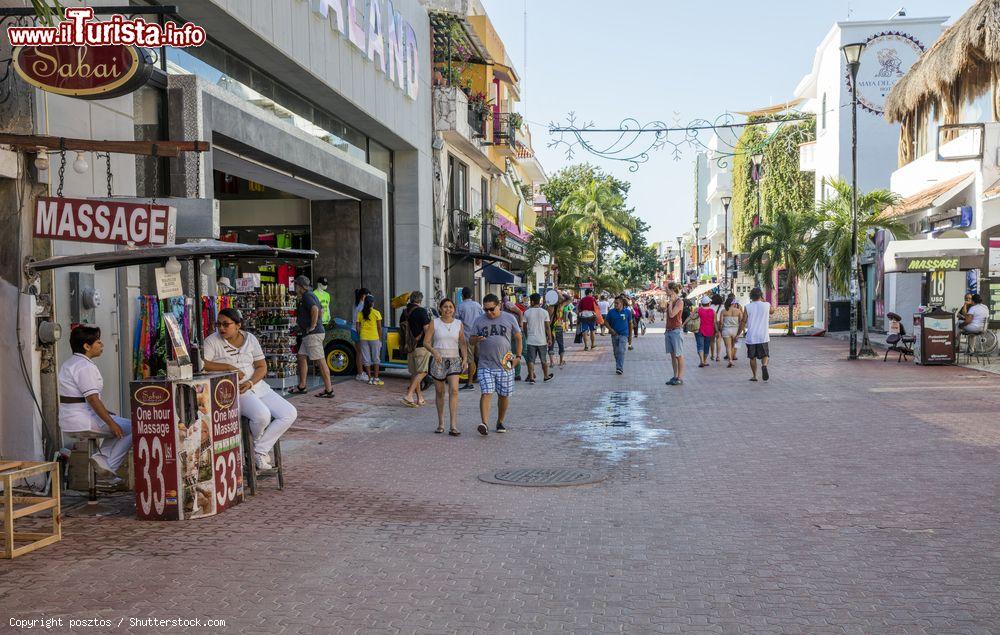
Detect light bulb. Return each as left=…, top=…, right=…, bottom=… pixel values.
left=34, top=152, right=49, bottom=171
left=72, top=151, right=89, bottom=174
left=164, top=256, right=182, bottom=274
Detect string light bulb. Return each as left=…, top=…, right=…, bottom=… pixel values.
left=72, top=151, right=89, bottom=174
left=164, top=256, right=182, bottom=274
left=34, top=150, right=49, bottom=171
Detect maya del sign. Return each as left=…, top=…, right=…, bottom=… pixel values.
left=849, top=31, right=925, bottom=116
left=35, top=196, right=176, bottom=246
left=301, top=0, right=420, bottom=100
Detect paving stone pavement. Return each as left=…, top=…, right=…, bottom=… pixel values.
left=4, top=326, right=1000, bottom=634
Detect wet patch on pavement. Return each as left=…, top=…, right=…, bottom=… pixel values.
left=564, top=391, right=671, bottom=463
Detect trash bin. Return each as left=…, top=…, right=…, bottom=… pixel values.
left=912, top=308, right=956, bottom=365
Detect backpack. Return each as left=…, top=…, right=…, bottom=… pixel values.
left=399, top=306, right=419, bottom=354
left=681, top=300, right=692, bottom=324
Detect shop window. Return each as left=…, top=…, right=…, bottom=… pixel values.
left=165, top=41, right=368, bottom=161
left=777, top=269, right=795, bottom=306
left=448, top=156, right=468, bottom=213
left=368, top=140, right=393, bottom=185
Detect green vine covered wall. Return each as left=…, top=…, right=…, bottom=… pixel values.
left=731, top=117, right=816, bottom=251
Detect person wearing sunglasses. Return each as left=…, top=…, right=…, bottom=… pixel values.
left=469, top=293, right=522, bottom=435
left=202, top=308, right=297, bottom=470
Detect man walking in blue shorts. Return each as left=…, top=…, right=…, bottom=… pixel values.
left=470, top=294, right=522, bottom=435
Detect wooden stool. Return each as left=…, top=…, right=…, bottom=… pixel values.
left=1, top=461, right=61, bottom=558
left=241, top=418, right=285, bottom=497
left=64, top=430, right=116, bottom=516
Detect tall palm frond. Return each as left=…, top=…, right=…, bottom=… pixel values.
left=557, top=180, right=632, bottom=274
left=745, top=208, right=816, bottom=335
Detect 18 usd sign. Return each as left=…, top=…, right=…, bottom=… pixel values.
left=35, top=196, right=176, bottom=246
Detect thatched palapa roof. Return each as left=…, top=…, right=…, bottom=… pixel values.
left=884, top=0, right=1000, bottom=122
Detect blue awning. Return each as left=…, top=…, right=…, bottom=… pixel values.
left=481, top=263, right=519, bottom=285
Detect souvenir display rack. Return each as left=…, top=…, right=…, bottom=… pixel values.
left=231, top=283, right=300, bottom=392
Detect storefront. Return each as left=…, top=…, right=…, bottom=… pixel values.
left=883, top=238, right=984, bottom=319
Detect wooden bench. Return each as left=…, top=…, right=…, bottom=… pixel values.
left=0, top=461, right=61, bottom=559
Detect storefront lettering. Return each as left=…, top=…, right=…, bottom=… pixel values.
left=905, top=258, right=959, bottom=272
left=34, top=196, right=176, bottom=246
left=305, top=0, right=419, bottom=100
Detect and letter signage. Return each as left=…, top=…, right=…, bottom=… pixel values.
left=34, top=196, right=176, bottom=246
left=12, top=44, right=153, bottom=100
left=905, top=258, right=959, bottom=272
left=849, top=32, right=925, bottom=116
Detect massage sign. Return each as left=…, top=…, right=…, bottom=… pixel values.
left=34, top=196, right=176, bottom=246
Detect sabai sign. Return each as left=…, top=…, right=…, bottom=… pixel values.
left=302, top=0, right=420, bottom=100
left=35, top=196, right=176, bottom=246
left=12, top=45, right=153, bottom=99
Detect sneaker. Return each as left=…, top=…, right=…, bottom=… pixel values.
left=254, top=453, right=273, bottom=470
left=674, top=378, right=684, bottom=385
left=665, top=377, right=678, bottom=385
left=526, top=378, right=536, bottom=384
left=477, top=423, right=489, bottom=436
left=495, top=422, right=507, bottom=433
left=356, top=373, right=369, bottom=382
left=460, top=383, right=476, bottom=391
left=373, top=378, right=385, bottom=386
left=89, top=454, right=115, bottom=477
left=762, top=366, right=769, bottom=382
left=616, top=369, right=623, bottom=375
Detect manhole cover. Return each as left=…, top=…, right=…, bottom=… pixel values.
left=478, top=467, right=607, bottom=487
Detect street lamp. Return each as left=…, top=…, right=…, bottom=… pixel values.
left=676, top=235, right=684, bottom=284
left=750, top=153, right=764, bottom=287
left=693, top=220, right=702, bottom=281
left=842, top=41, right=869, bottom=359
left=721, top=195, right=732, bottom=290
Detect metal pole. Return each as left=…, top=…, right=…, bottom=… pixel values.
left=723, top=202, right=729, bottom=291
left=192, top=257, right=204, bottom=373
left=849, top=67, right=859, bottom=360
left=755, top=185, right=762, bottom=288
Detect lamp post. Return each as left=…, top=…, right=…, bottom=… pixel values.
left=750, top=153, right=764, bottom=288
left=721, top=195, right=732, bottom=291
left=693, top=220, right=701, bottom=282
left=676, top=235, right=684, bottom=285
left=842, top=41, right=866, bottom=360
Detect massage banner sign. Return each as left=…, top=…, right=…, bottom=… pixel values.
left=34, top=196, right=176, bottom=246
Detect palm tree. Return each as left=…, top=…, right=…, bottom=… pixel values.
left=31, top=1, right=63, bottom=25
left=524, top=219, right=592, bottom=286
left=806, top=178, right=907, bottom=352
left=557, top=180, right=633, bottom=274
left=745, top=208, right=816, bottom=336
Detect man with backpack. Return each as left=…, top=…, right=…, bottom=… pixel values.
left=401, top=291, right=432, bottom=407
left=664, top=282, right=686, bottom=386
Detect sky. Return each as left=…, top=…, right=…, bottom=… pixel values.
left=480, top=0, right=974, bottom=247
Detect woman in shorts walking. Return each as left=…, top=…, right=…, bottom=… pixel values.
left=356, top=294, right=384, bottom=385
left=423, top=298, right=468, bottom=436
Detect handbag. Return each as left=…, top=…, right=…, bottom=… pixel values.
left=683, top=311, right=701, bottom=334
left=574, top=329, right=584, bottom=344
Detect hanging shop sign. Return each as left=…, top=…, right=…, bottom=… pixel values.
left=34, top=196, right=176, bottom=246
left=848, top=31, right=926, bottom=116
left=12, top=44, right=155, bottom=99
left=905, top=258, right=959, bottom=272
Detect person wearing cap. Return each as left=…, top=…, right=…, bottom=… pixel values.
left=314, top=276, right=332, bottom=326
left=292, top=275, right=334, bottom=397
left=695, top=295, right=717, bottom=368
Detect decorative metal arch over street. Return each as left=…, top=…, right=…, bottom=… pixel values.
left=547, top=110, right=814, bottom=171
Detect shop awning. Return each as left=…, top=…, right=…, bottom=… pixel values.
left=481, top=263, right=520, bottom=285
left=686, top=282, right=719, bottom=299
left=883, top=237, right=984, bottom=273
left=883, top=173, right=974, bottom=218
left=27, top=239, right=317, bottom=273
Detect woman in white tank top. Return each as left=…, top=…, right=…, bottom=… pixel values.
left=422, top=298, right=469, bottom=436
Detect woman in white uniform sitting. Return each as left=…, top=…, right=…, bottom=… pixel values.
left=58, top=326, right=133, bottom=478
left=202, top=308, right=297, bottom=470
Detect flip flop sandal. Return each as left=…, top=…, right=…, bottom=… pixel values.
left=289, top=385, right=308, bottom=394
left=401, top=398, right=419, bottom=408
left=316, top=390, right=335, bottom=398
left=435, top=427, right=444, bottom=434
left=448, top=430, right=461, bottom=436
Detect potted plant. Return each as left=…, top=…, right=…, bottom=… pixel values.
left=468, top=92, right=492, bottom=120
left=467, top=214, right=481, bottom=232
left=508, top=112, right=524, bottom=131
